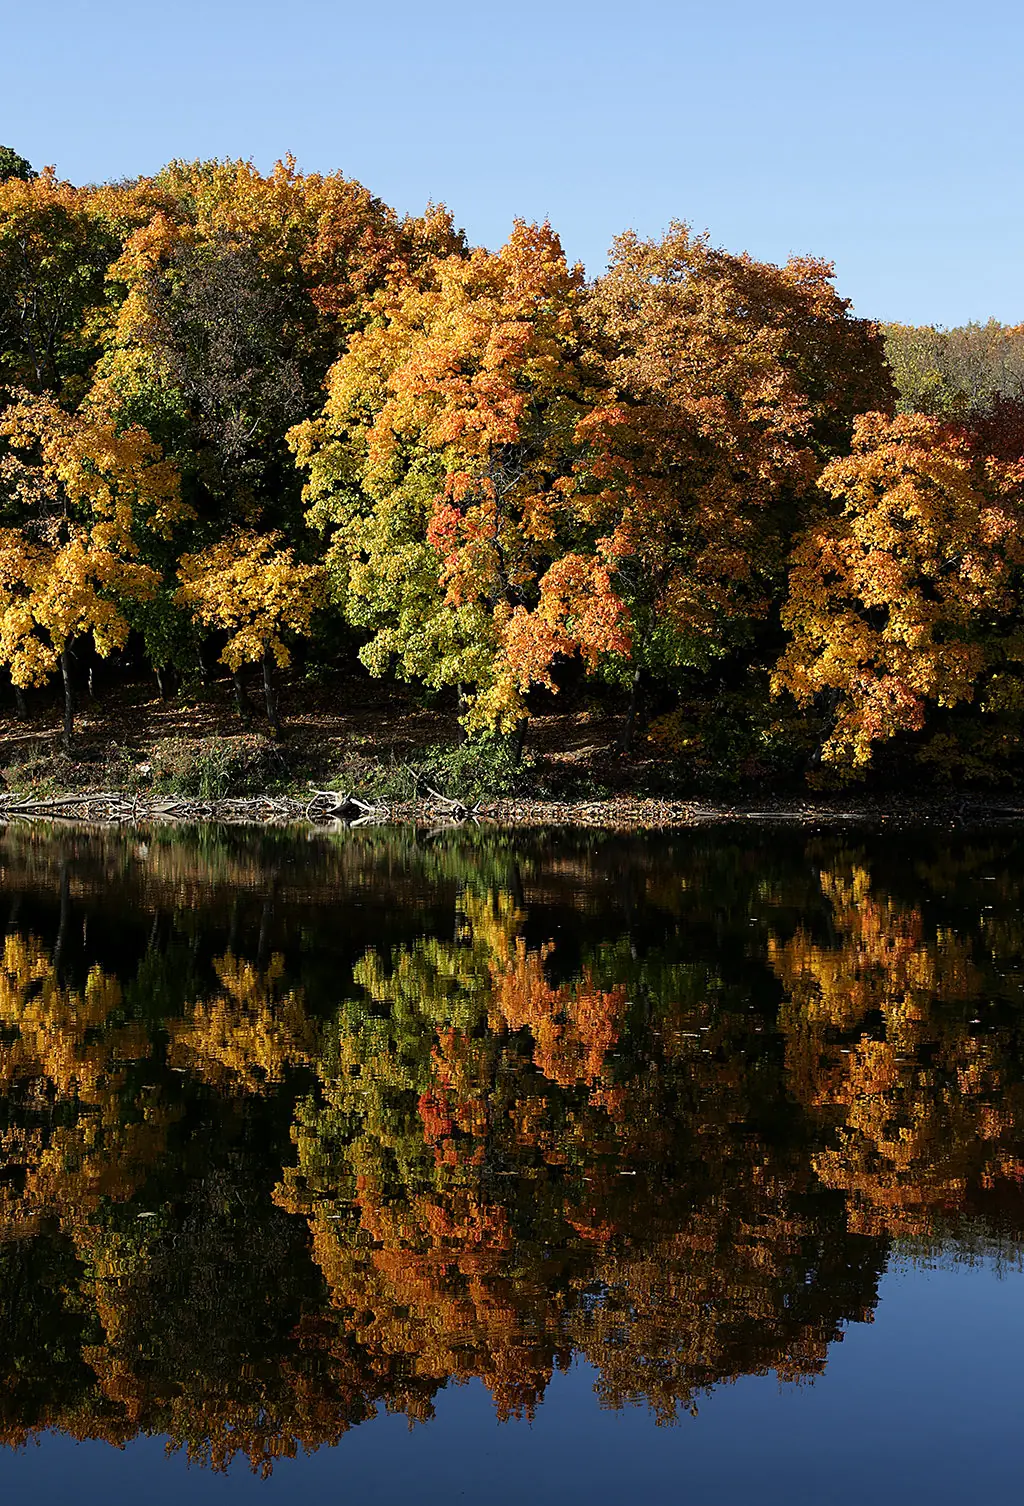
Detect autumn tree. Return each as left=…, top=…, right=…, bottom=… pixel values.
left=0, top=391, right=183, bottom=748
left=167, top=951, right=314, bottom=1094
left=773, top=412, right=1024, bottom=777
left=291, top=221, right=629, bottom=743
left=80, top=157, right=461, bottom=711
left=101, top=158, right=464, bottom=521
left=769, top=854, right=1024, bottom=1238
left=0, top=170, right=120, bottom=393
left=0, top=929, right=174, bottom=1244
left=884, top=320, right=1024, bottom=420
left=580, top=224, right=893, bottom=747
left=176, top=529, right=325, bottom=731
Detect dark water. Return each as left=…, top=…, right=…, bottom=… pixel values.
left=0, top=822, right=1022, bottom=1504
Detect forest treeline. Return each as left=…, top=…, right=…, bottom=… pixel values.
left=3, top=144, right=1024, bottom=784
left=1, top=825, right=1022, bottom=1466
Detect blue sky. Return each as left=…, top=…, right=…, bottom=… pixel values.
left=3, top=0, right=1021, bottom=325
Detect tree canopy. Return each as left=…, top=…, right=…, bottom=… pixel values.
left=1, top=152, right=1022, bottom=783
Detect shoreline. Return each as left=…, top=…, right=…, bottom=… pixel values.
left=2, top=790, right=1024, bottom=830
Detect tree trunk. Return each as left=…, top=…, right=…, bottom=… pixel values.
left=59, top=649, right=75, bottom=754
left=232, top=668, right=251, bottom=723
left=262, top=649, right=280, bottom=737
left=510, top=716, right=529, bottom=767
left=456, top=684, right=470, bottom=744
left=155, top=664, right=168, bottom=701
left=620, top=667, right=643, bottom=753
left=12, top=682, right=26, bottom=720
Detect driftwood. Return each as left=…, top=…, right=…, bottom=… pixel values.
left=0, top=785, right=472, bottom=827
left=398, top=764, right=482, bottom=824
left=2, top=787, right=1024, bottom=831
left=421, top=784, right=482, bottom=823
left=0, top=790, right=311, bottom=825
left=305, top=789, right=391, bottom=824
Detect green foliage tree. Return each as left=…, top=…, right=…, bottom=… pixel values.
left=0, top=147, right=36, bottom=183
left=0, top=170, right=119, bottom=392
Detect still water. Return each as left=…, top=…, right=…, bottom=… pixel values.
left=0, top=822, right=1022, bottom=1504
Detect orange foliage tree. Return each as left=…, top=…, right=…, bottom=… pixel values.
left=580, top=224, right=893, bottom=746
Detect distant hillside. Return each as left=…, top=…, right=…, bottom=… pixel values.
left=884, top=319, right=1024, bottom=417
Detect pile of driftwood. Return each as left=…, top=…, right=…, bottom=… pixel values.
left=0, top=790, right=311, bottom=825
left=305, top=790, right=387, bottom=825
left=307, top=785, right=482, bottom=824
left=0, top=786, right=483, bottom=827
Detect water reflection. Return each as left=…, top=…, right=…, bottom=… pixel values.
left=0, top=823, right=1022, bottom=1472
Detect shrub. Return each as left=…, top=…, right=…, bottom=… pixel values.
left=339, top=736, right=532, bottom=805
left=150, top=735, right=286, bottom=798
left=648, top=690, right=813, bottom=791
left=413, top=738, right=532, bottom=802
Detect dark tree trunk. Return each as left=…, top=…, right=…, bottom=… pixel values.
left=232, top=668, right=251, bottom=723
left=262, top=649, right=280, bottom=737
left=155, top=664, right=176, bottom=701
left=59, top=648, right=75, bottom=754
left=256, top=876, right=278, bottom=965
left=510, top=716, right=529, bottom=767
left=12, top=682, right=26, bottom=720
left=620, top=667, right=643, bottom=753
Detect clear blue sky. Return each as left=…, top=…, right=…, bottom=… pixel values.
left=3, top=0, right=1021, bottom=326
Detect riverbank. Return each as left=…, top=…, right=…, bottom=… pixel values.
left=0, top=667, right=657, bottom=805
left=2, top=789, right=1022, bottom=829
left=4, top=671, right=1023, bottom=826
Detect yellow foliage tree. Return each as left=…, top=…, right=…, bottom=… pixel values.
left=176, top=529, right=325, bottom=731
left=0, top=390, right=184, bottom=748
left=773, top=412, right=1024, bottom=777
left=0, top=932, right=173, bottom=1242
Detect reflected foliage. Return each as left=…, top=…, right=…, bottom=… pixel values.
left=0, top=824, right=1022, bottom=1469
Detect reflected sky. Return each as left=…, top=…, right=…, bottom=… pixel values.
left=3, top=1262, right=1022, bottom=1506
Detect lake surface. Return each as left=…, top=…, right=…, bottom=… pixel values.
left=0, top=821, right=1022, bottom=1504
